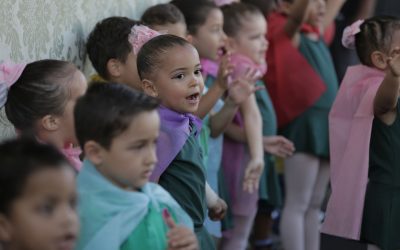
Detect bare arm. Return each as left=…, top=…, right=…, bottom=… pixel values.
left=195, top=54, right=233, bottom=119
left=209, top=98, right=238, bottom=138
left=241, top=94, right=264, bottom=193
left=224, top=123, right=246, bottom=142
left=354, top=0, right=376, bottom=21
left=195, top=84, right=226, bottom=119
left=323, top=0, right=347, bottom=32
left=284, top=0, right=312, bottom=41
left=241, top=94, right=264, bottom=160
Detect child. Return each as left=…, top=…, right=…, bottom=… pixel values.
left=173, top=0, right=265, bottom=229
left=86, top=15, right=232, bottom=234
left=141, top=3, right=187, bottom=38
left=323, top=16, right=400, bottom=250
left=265, top=0, right=342, bottom=250
left=86, top=17, right=144, bottom=88
left=0, top=138, right=79, bottom=250
left=0, top=59, right=87, bottom=171
left=220, top=3, right=295, bottom=250
left=74, top=82, right=197, bottom=250
left=138, top=34, right=224, bottom=250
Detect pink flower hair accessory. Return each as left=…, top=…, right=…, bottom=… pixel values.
left=128, top=25, right=161, bottom=55
left=342, top=19, right=364, bottom=49
left=0, top=60, right=26, bottom=108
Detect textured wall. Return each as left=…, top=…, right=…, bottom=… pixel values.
left=0, top=0, right=168, bottom=139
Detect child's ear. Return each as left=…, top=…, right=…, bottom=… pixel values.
left=142, top=79, right=158, bottom=98
left=371, top=51, right=388, bottom=70
left=84, top=141, right=105, bottom=165
left=186, top=34, right=194, bottom=43
left=41, top=115, right=60, bottom=132
left=106, top=59, right=123, bottom=78
left=0, top=214, right=12, bottom=242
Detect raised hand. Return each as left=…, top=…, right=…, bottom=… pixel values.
left=227, top=67, right=265, bottom=105
left=216, top=51, right=234, bottom=90
left=263, top=136, right=295, bottom=158
left=388, top=47, right=400, bottom=77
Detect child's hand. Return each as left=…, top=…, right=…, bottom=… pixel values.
left=208, top=198, right=227, bottom=221
left=216, top=52, right=234, bottom=90
left=243, top=158, right=264, bottom=193
left=167, top=226, right=198, bottom=250
left=263, top=136, right=295, bottom=158
left=163, top=209, right=199, bottom=250
left=388, top=47, right=400, bottom=77
left=227, top=68, right=264, bottom=105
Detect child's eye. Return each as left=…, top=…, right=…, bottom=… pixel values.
left=130, top=144, right=145, bottom=150
left=37, top=202, right=55, bottom=216
left=194, top=69, right=202, bottom=75
left=173, top=74, right=185, bottom=80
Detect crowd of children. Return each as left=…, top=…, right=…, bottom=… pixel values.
left=1, top=0, right=400, bottom=250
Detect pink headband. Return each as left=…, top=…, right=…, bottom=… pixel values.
left=342, top=19, right=364, bottom=49
left=0, top=60, right=26, bottom=108
left=128, top=25, right=161, bottom=55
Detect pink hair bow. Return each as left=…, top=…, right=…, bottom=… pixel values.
left=0, top=60, right=26, bottom=108
left=342, top=19, right=364, bottom=49
left=128, top=25, right=161, bottom=55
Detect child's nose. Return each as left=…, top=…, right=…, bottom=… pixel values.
left=60, top=206, right=79, bottom=228
left=147, top=147, right=157, bottom=165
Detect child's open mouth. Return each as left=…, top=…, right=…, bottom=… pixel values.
left=186, top=93, right=200, bottom=104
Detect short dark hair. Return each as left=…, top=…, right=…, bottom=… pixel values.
left=74, top=82, right=159, bottom=149
left=136, top=34, right=192, bottom=80
left=222, top=2, right=264, bottom=37
left=5, top=59, right=77, bottom=134
left=355, top=16, right=400, bottom=66
left=86, top=17, right=140, bottom=80
left=171, top=0, right=218, bottom=35
left=0, top=138, right=71, bottom=215
left=141, top=3, right=185, bottom=27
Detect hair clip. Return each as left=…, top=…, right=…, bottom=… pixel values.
left=0, top=60, right=26, bottom=107
left=342, top=19, right=364, bottom=49
left=128, top=25, right=161, bottom=55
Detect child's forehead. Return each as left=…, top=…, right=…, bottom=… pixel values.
left=18, top=167, right=76, bottom=200
left=158, top=45, right=199, bottom=67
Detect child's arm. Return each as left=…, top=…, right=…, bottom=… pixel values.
left=284, top=0, right=312, bottom=43
left=374, top=49, right=400, bottom=123
left=209, top=70, right=261, bottom=137
left=241, top=95, right=264, bottom=193
left=209, top=98, right=238, bottom=137
left=206, top=182, right=227, bottom=221
left=195, top=55, right=233, bottom=119
left=323, top=0, right=347, bottom=32
left=225, top=123, right=247, bottom=142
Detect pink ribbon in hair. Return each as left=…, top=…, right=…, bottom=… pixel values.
left=342, top=19, right=364, bottom=49
left=0, top=60, right=26, bottom=107
left=128, top=25, right=161, bottom=55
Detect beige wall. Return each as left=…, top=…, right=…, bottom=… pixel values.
left=0, top=0, right=168, bottom=139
